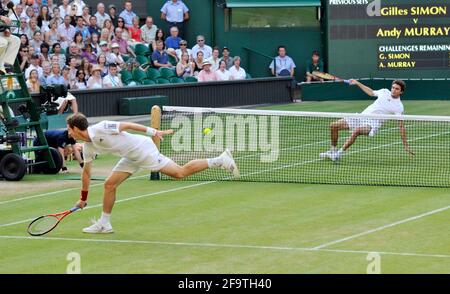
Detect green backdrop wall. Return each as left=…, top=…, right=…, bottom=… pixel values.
left=144, top=0, right=323, bottom=80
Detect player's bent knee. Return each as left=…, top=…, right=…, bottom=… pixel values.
left=104, top=180, right=118, bottom=191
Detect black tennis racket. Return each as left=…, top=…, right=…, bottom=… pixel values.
left=27, top=206, right=83, bottom=236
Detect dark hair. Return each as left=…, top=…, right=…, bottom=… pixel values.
left=278, top=45, right=286, bottom=51
left=40, top=42, right=50, bottom=51
left=212, top=47, right=220, bottom=52
left=155, top=28, right=165, bottom=41
left=117, top=17, right=125, bottom=27
left=20, top=34, right=29, bottom=46
left=109, top=63, right=117, bottom=68
left=20, top=44, right=28, bottom=51
left=67, top=113, right=89, bottom=130
left=312, top=50, right=320, bottom=57
left=76, top=69, right=87, bottom=83
left=392, top=80, right=406, bottom=92
left=69, top=56, right=78, bottom=63
left=52, top=42, right=61, bottom=51
left=74, top=31, right=83, bottom=42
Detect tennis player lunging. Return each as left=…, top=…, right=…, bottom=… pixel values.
left=67, top=113, right=239, bottom=233
left=320, top=79, right=414, bottom=161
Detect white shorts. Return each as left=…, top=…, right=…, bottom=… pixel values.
left=345, top=117, right=382, bottom=135
left=112, top=152, right=172, bottom=174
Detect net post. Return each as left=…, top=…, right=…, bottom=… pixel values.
left=150, top=105, right=161, bottom=181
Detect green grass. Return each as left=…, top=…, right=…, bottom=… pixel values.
left=0, top=101, right=449, bottom=273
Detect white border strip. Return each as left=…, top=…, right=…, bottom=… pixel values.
left=0, top=235, right=448, bottom=259
left=163, top=106, right=450, bottom=122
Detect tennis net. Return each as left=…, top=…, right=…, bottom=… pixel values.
left=159, top=106, right=450, bottom=187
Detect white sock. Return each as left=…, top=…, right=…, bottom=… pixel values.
left=100, top=212, right=110, bottom=225
left=338, top=149, right=345, bottom=155
left=207, top=156, right=223, bottom=168
left=331, top=146, right=338, bottom=152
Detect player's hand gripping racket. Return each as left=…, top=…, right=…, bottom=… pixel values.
left=27, top=205, right=84, bottom=236
left=312, top=71, right=350, bottom=84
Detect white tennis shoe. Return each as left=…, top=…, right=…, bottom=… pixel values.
left=320, top=150, right=334, bottom=159
left=220, top=149, right=240, bottom=178
left=329, top=151, right=340, bottom=162
left=320, top=149, right=341, bottom=162
left=83, top=219, right=114, bottom=234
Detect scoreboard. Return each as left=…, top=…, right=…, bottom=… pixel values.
left=326, top=0, right=450, bottom=79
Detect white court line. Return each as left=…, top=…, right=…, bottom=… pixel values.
left=0, top=181, right=216, bottom=228
left=0, top=127, right=445, bottom=229
left=0, top=123, right=407, bottom=207
left=0, top=235, right=449, bottom=259
left=0, top=174, right=147, bottom=206
left=313, top=205, right=450, bottom=250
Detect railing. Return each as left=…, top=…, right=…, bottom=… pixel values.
left=19, top=77, right=294, bottom=117
left=242, top=46, right=275, bottom=77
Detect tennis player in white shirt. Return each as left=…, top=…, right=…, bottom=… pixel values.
left=67, top=113, right=239, bottom=233
left=321, top=79, right=414, bottom=161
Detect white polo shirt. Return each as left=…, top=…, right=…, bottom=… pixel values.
left=83, top=121, right=158, bottom=163
left=362, top=89, right=404, bottom=115
left=229, top=66, right=246, bottom=80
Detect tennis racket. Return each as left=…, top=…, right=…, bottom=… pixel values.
left=312, top=71, right=350, bottom=84
left=27, top=206, right=83, bottom=236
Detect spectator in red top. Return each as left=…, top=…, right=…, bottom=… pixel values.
left=128, top=16, right=143, bottom=43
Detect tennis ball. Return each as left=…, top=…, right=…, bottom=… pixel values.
left=203, top=128, right=212, bottom=135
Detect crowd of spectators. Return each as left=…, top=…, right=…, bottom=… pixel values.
left=9, top=0, right=251, bottom=95
left=8, top=0, right=325, bottom=91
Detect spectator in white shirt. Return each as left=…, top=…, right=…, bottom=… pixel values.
left=94, top=3, right=111, bottom=28
left=269, top=45, right=296, bottom=77
left=58, top=15, right=76, bottom=50
left=87, top=65, right=103, bottom=89
left=108, top=43, right=125, bottom=71
left=175, top=39, right=191, bottom=61
left=215, top=60, right=231, bottom=81
left=59, top=0, right=71, bottom=19
left=72, top=68, right=88, bottom=89
left=206, top=47, right=220, bottom=71
left=9, top=4, right=24, bottom=34
left=103, top=63, right=123, bottom=88
left=25, top=54, right=43, bottom=79
left=140, top=16, right=157, bottom=47
left=191, top=35, right=212, bottom=59
left=229, top=56, right=246, bottom=80
left=71, top=0, right=86, bottom=17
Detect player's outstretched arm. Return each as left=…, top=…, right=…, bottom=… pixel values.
left=399, top=121, right=415, bottom=156
left=76, top=161, right=92, bottom=209
left=349, top=79, right=376, bottom=97
left=119, top=122, right=174, bottom=140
